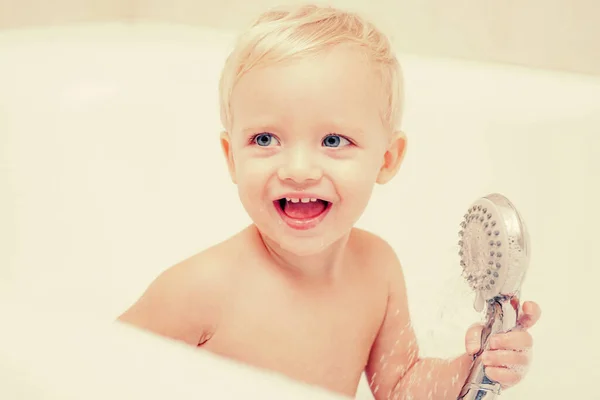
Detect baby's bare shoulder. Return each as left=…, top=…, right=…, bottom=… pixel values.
left=117, top=237, right=236, bottom=345
left=350, top=228, right=399, bottom=264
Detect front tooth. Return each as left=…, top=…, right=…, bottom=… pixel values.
left=301, top=198, right=310, bottom=203
left=286, top=197, right=291, bottom=201
left=290, top=198, right=300, bottom=203
left=310, top=198, right=317, bottom=202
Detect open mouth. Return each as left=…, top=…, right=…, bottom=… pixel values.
left=273, top=197, right=332, bottom=230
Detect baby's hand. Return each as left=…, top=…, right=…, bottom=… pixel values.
left=464, top=301, right=541, bottom=389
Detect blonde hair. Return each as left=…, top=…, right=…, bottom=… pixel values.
left=218, top=4, right=404, bottom=134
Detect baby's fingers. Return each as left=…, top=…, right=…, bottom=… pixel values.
left=465, top=323, right=484, bottom=355
left=481, top=349, right=531, bottom=369
left=517, top=301, right=542, bottom=330
left=489, top=331, right=532, bottom=351
left=484, top=367, right=524, bottom=388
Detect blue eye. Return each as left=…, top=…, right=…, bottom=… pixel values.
left=323, top=134, right=350, bottom=148
left=253, top=133, right=279, bottom=147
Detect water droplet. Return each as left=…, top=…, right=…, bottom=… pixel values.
left=369, top=373, right=377, bottom=386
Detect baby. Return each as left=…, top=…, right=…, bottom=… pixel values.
left=118, top=4, right=541, bottom=399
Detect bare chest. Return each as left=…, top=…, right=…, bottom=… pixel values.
left=202, top=276, right=386, bottom=395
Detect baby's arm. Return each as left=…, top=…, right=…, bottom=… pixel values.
left=365, top=240, right=473, bottom=400
left=117, top=255, right=220, bottom=346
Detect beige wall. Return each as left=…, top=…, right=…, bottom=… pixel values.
left=132, top=0, right=600, bottom=76
left=0, top=0, right=131, bottom=29
left=1, top=0, right=599, bottom=76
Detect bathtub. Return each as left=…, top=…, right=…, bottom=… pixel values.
left=0, top=22, right=599, bottom=399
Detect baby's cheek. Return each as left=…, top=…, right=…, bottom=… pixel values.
left=238, top=164, right=274, bottom=190
left=334, top=172, right=378, bottom=218
left=336, top=156, right=379, bottom=181
left=236, top=158, right=271, bottom=179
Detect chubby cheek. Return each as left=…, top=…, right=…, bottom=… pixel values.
left=234, top=158, right=274, bottom=210
left=330, top=158, right=379, bottom=214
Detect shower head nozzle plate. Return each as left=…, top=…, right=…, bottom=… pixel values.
left=458, top=193, right=530, bottom=311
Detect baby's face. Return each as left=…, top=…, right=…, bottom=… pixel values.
left=222, top=46, right=402, bottom=256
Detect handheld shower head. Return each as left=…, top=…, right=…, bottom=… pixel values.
left=457, top=193, right=531, bottom=400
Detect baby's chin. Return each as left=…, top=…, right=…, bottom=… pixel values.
left=259, top=226, right=349, bottom=258
left=276, top=237, right=332, bottom=257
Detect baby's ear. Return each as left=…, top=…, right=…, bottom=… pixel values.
left=376, top=130, right=407, bottom=184
left=220, top=131, right=237, bottom=184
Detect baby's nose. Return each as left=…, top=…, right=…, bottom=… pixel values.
left=277, top=148, right=322, bottom=184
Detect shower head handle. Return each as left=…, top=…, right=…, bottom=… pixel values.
left=457, top=296, right=521, bottom=399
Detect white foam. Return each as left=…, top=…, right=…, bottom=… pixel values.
left=0, top=300, right=348, bottom=400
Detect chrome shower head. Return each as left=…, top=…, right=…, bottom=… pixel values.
left=457, top=193, right=531, bottom=400
left=458, top=193, right=531, bottom=312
